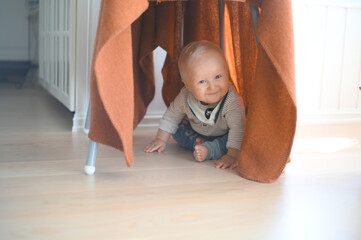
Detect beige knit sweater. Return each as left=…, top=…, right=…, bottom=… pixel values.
left=159, top=85, right=246, bottom=150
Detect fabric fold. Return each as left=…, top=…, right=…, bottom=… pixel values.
left=238, top=0, right=297, bottom=182
left=89, top=0, right=297, bottom=183
left=88, top=0, right=149, bottom=167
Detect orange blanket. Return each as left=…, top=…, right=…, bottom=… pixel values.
left=88, top=0, right=297, bottom=183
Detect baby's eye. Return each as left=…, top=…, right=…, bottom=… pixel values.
left=215, top=74, right=222, bottom=79
left=199, top=80, right=205, bottom=84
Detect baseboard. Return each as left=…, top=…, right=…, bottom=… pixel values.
left=297, top=112, right=361, bottom=125
left=72, top=113, right=161, bottom=132
left=138, top=114, right=162, bottom=128
left=138, top=112, right=361, bottom=127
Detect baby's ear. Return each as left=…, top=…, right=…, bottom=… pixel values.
left=182, top=80, right=188, bottom=88
left=179, top=74, right=187, bottom=87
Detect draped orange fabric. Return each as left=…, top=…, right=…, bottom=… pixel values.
left=88, top=0, right=297, bottom=183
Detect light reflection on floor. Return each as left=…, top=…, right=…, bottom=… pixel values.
left=287, top=136, right=361, bottom=176
left=292, top=137, right=359, bottom=153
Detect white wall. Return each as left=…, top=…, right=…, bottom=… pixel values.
left=38, top=0, right=76, bottom=112
left=28, top=2, right=39, bottom=65
left=0, top=0, right=29, bottom=61
left=293, top=0, right=361, bottom=124
left=138, top=47, right=168, bottom=127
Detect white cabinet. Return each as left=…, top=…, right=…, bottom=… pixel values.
left=38, top=0, right=76, bottom=112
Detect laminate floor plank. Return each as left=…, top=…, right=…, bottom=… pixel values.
left=0, top=83, right=360, bottom=240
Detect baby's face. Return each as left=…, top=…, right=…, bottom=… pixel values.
left=181, top=50, right=229, bottom=104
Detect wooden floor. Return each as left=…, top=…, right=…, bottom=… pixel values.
left=0, top=82, right=361, bottom=240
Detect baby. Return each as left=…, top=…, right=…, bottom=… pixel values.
left=144, top=40, right=246, bottom=170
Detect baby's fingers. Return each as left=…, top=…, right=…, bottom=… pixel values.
left=220, top=162, right=231, bottom=169
left=144, top=143, right=158, bottom=153
left=157, top=144, right=166, bottom=152
left=214, top=159, right=226, bottom=169
left=145, top=141, right=166, bottom=153
left=214, top=158, right=237, bottom=169
left=229, top=161, right=238, bottom=170
left=222, top=160, right=237, bottom=169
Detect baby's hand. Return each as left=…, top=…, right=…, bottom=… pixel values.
left=144, top=138, right=167, bottom=153
left=214, top=154, right=238, bottom=170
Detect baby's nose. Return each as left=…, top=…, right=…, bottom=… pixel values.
left=208, top=82, right=216, bottom=89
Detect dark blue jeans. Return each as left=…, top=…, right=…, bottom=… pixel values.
left=172, top=118, right=228, bottom=160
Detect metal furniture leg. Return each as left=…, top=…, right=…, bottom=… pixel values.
left=218, top=0, right=225, bottom=50
left=250, top=4, right=259, bottom=45
left=84, top=140, right=98, bottom=175
left=84, top=101, right=98, bottom=175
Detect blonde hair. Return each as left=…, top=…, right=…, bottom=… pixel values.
left=178, top=40, right=228, bottom=79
